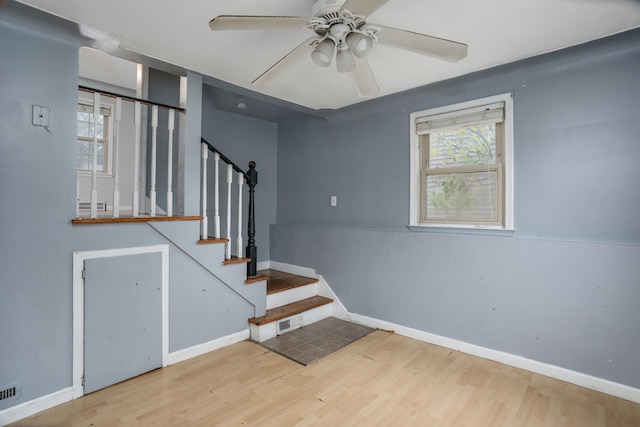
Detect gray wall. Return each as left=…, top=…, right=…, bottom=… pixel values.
left=272, top=29, right=640, bottom=388
left=201, top=85, right=278, bottom=262
left=0, top=2, right=254, bottom=412
left=0, top=3, right=80, bottom=410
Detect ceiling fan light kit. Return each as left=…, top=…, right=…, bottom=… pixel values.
left=209, top=0, right=468, bottom=98
left=346, top=31, right=373, bottom=58
left=308, top=19, right=377, bottom=72
left=311, top=38, right=336, bottom=67
left=336, top=47, right=356, bottom=72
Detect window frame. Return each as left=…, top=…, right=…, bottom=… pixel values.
left=76, top=93, right=114, bottom=176
left=409, top=93, right=514, bottom=232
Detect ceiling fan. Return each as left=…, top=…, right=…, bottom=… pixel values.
left=209, top=0, right=468, bottom=98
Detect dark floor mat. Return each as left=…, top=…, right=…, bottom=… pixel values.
left=259, top=317, right=375, bottom=365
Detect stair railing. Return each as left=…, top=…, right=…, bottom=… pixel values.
left=201, top=138, right=258, bottom=277
left=76, top=86, right=185, bottom=219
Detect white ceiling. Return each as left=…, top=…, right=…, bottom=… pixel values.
left=15, top=0, right=640, bottom=110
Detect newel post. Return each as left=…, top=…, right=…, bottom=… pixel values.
left=245, top=161, right=258, bottom=277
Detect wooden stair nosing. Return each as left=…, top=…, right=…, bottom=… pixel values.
left=223, top=256, right=250, bottom=265
left=248, top=295, right=333, bottom=326
left=197, top=237, right=229, bottom=245
left=72, top=215, right=203, bottom=225
left=245, top=274, right=269, bottom=285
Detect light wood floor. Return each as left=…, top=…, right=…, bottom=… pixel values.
left=11, top=331, right=640, bottom=426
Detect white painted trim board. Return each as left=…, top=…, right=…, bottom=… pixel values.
left=0, top=388, right=73, bottom=426
left=167, top=330, right=249, bottom=365
left=268, top=261, right=316, bottom=278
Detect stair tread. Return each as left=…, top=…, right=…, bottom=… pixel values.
left=259, top=269, right=319, bottom=295
left=248, top=295, right=333, bottom=326
left=245, top=274, right=269, bottom=285
left=197, top=237, right=229, bottom=244
left=223, top=256, right=250, bottom=265
left=72, top=215, right=202, bottom=225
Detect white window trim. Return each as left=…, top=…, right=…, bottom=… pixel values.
left=76, top=92, right=114, bottom=177
left=409, top=93, right=514, bottom=231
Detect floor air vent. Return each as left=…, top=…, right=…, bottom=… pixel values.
left=0, top=383, right=20, bottom=401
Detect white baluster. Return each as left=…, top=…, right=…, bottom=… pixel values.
left=150, top=105, right=158, bottom=216
left=166, top=109, right=174, bottom=216
left=226, top=164, right=233, bottom=259
left=90, top=92, right=100, bottom=218
left=132, top=101, right=141, bottom=217
left=112, top=97, right=122, bottom=218
left=201, top=142, right=208, bottom=240
left=214, top=152, right=220, bottom=239
left=237, top=171, right=244, bottom=258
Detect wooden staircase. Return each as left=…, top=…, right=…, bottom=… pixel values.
left=198, top=237, right=336, bottom=342
left=248, top=269, right=334, bottom=342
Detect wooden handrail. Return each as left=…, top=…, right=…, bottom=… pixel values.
left=201, top=138, right=246, bottom=177
left=79, top=86, right=185, bottom=112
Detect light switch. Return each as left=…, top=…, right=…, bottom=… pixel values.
left=331, top=196, right=337, bottom=207
left=32, top=105, right=50, bottom=127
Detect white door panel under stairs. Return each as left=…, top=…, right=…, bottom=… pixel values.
left=83, top=253, right=162, bottom=394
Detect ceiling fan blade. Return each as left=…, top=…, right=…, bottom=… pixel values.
left=375, top=25, right=468, bottom=62
left=349, top=56, right=379, bottom=97
left=252, top=37, right=315, bottom=88
left=209, top=15, right=309, bottom=31
left=341, top=0, right=390, bottom=17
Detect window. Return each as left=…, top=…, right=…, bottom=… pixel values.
left=410, top=93, right=514, bottom=230
left=76, top=102, right=111, bottom=173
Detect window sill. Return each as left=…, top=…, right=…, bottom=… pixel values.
left=77, top=171, right=113, bottom=178
left=407, top=224, right=515, bottom=237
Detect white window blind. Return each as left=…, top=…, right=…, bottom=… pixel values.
left=416, top=102, right=504, bottom=135
left=78, top=103, right=111, bottom=116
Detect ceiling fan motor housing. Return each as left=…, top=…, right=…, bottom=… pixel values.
left=311, top=0, right=346, bottom=18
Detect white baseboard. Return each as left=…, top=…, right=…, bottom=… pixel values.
left=0, top=387, right=73, bottom=426
left=349, top=313, right=640, bottom=404
left=167, top=329, right=250, bottom=365
left=257, top=261, right=270, bottom=271
left=269, top=261, right=315, bottom=278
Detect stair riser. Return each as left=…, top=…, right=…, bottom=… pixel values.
left=266, top=283, right=318, bottom=310
left=250, top=303, right=333, bottom=343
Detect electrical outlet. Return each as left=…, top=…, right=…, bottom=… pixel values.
left=32, top=105, right=50, bottom=127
